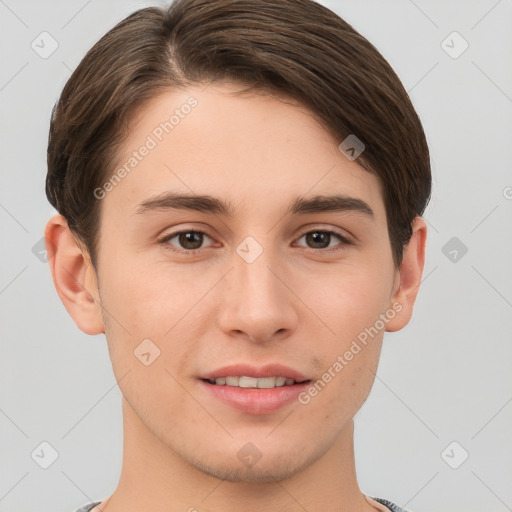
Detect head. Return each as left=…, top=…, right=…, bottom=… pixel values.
left=45, top=0, right=430, bottom=483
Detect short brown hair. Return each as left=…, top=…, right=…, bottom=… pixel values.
left=46, top=0, right=431, bottom=271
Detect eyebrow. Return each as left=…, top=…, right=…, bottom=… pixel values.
left=133, top=192, right=374, bottom=219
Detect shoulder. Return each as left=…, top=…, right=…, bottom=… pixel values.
left=370, top=496, right=413, bottom=512
left=72, top=502, right=102, bottom=512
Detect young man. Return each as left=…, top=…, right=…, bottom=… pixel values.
left=44, top=0, right=430, bottom=511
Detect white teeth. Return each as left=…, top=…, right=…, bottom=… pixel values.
left=210, top=376, right=298, bottom=388
left=256, top=377, right=277, bottom=389
left=239, top=376, right=259, bottom=388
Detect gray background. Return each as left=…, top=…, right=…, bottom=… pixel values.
left=1, top=0, right=511, bottom=511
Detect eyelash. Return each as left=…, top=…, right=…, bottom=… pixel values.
left=158, top=228, right=353, bottom=256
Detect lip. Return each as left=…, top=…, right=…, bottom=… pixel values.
left=200, top=363, right=309, bottom=381
left=198, top=363, right=311, bottom=415
left=199, top=379, right=311, bottom=415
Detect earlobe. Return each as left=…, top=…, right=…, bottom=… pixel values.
left=385, top=216, right=428, bottom=332
left=44, top=214, right=105, bottom=335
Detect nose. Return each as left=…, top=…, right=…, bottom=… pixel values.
left=217, top=246, right=299, bottom=344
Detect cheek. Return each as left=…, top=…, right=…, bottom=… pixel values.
left=100, top=259, right=203, bottom=336
left=304, top=260, right=392, bottom=342
left=298, top=334, right=383, bottom=430
left=99, top=263, right=209, bottom=391
left=295, top=263, right=389, bottom=403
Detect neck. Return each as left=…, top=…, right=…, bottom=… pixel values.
left=98, top=397, right=375, bottom=512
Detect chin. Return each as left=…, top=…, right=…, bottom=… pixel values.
left=193, top=457, right=306, bottom=483
left=180, top=440, right=318, bottom=484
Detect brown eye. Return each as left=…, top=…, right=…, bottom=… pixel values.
left=305, top=231, right=332, bottom=249
left=160, top=230, right=213, bottom=253
left=296, top=230, right=352, bottom=252
left=176, top=231, right=204, bottom=250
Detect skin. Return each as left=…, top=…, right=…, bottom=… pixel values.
left=45, top=81, right=427, bottom=512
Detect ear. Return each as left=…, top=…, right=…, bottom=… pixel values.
left=385, top=216, right=427, bottom=332
left=44, top=213, right=104, bottom=335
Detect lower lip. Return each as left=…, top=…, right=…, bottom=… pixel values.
left=199, top=379, right=311, bottom=415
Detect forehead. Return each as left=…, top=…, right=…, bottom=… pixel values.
left=100, top=82, right=386, bottom=223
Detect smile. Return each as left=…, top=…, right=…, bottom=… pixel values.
left=204, top=376, right=309, bottom=388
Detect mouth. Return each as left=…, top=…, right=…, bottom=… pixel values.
left=201, top=376, right=311, bottom=388
left=198, top=364, right=312, bottom=415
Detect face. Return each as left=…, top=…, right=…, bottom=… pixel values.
left=91, top=82, right=402, bottom=482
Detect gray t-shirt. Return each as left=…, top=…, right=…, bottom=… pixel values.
left=73, top=496, right=411, bottom=512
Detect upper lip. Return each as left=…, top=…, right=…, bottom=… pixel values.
left=200, top=363, right=309, bottom=382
